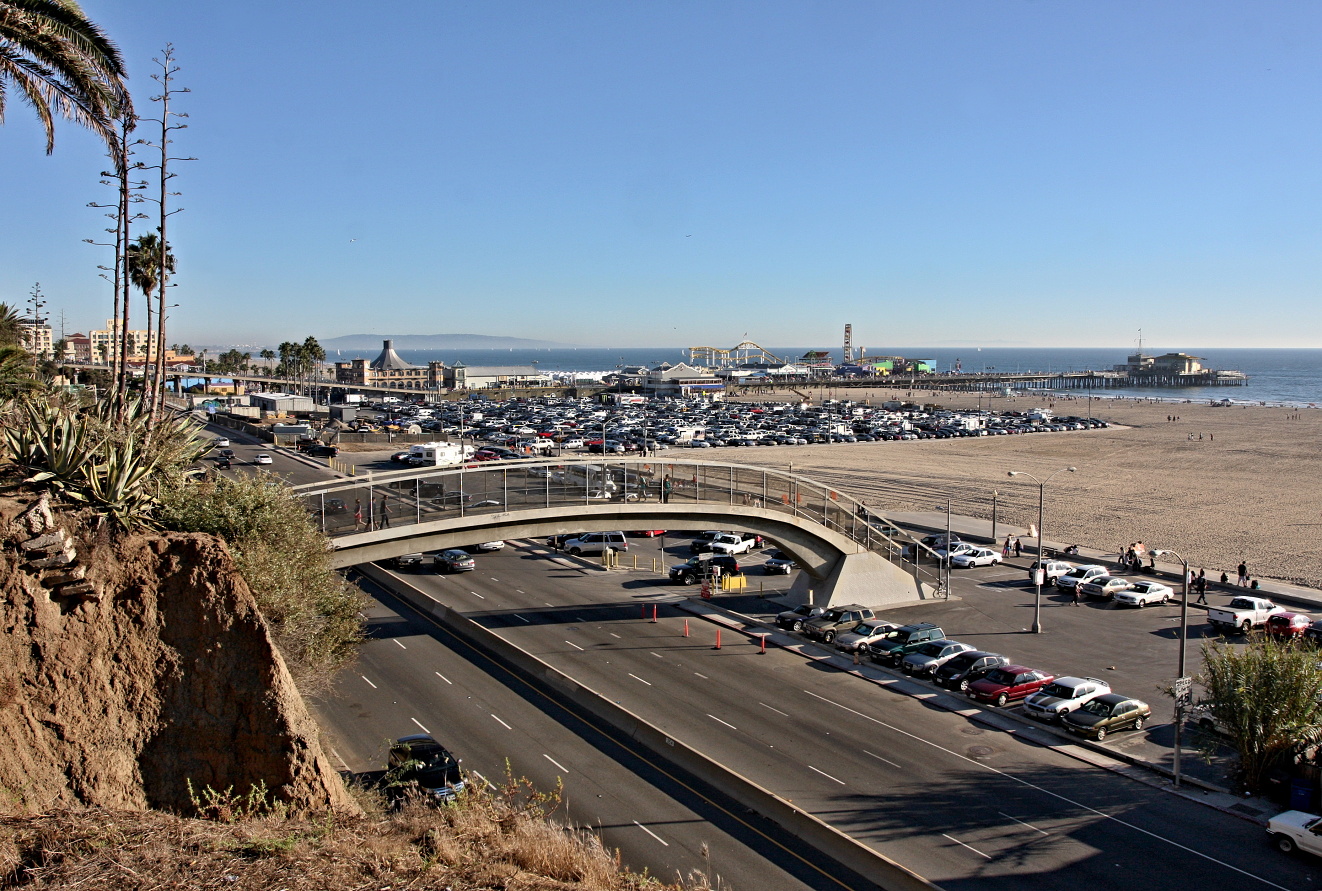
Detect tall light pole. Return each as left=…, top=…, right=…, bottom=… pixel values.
left=1008, top=466, right=1076, bottom=633
left=1153, top=548, right=1191, bottom=788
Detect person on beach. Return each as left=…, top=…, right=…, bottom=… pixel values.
left=1237, top=561, right=1249, bottom=586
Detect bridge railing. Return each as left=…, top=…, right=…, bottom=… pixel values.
left=291, top=456, right=939, bottom=581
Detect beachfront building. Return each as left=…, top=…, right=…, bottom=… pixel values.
left=88, top=320, right=160, bottom=364
left=334, top=339, right=442, bottom=390
left=644, top=362, right=722, bottom=396
left=440, top=362, right=546, bottom=389
left=65, top=333, right=92, bottom=363
left=17, top=319, right=53, bottom=359
left=1114, top=352, right=1205, bottom=376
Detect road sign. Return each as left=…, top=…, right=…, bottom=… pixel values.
left=1173, top=676, right=1193, bottom=705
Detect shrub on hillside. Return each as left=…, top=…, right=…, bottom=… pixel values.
left=158, top=473, right=364, bottom=691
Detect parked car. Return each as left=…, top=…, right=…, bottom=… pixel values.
left=390, top=450, right=413, bottom=464
left=463, top=541, right=505, bottom=553
left=434, top=549, right=476, bottom=573
left=1062, top=694, right=1151, bottom=740
left=950, top=547, right=1001, bottom=568
left=545, top=533, right=575, bottom=550
left=387, top=734, right=465, bottom=803
left=1112, top=580, right=1174, bottom=608
left=867, top=623, right=945, bottom=666
left=669, top=554, right=739, bottom=585
left=1029, top=560, right=1075, bottom=584
left=901, top=640, right=976, bottom=677
left=432, top=491, right=473, bottom=506
left=834, top=620, right=900, bottom=653
left=1208, top=596, right=1286, bottom=634
left=1054, top=565, right=1109, bottom=591
left=1024, top=677, right=1112, bottom=723
left=307, top=444, right=339, bottom=457
left=630, top=530, right=666, bottom=538
left=1305, top=620, right=1322, bottom=646
left=561, top=532, right=628, bottom=556
left=1079, top=576, right=1135, bottom=600
left=253, top=453, right=273, bottom=465
left=1267, top=612, right=1312, bottom=640
left=775, top=603, right=824, bottom=631
left=934, top=651, right=1011, bottom=692
left=691, top=532, right=760, bottom=556
left=804, top=604, right=877, bottom=643
left=968, top=665, right=1056, bottom=707
left=762, top=549, right=795, bottom=574
left=1267, top=810, right=1322, bottom=856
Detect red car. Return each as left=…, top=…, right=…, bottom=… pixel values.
left=630, top=530, right=666, bottom=538
left=968, top=665, right=1055, bottom=707
left=1267, top=612, right=1311, bottom=639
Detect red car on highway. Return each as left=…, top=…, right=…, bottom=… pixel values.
left=968, top=666, right=1055, bottom=708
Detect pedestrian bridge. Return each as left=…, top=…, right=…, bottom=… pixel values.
left=291, top=457, right=940, bottom=609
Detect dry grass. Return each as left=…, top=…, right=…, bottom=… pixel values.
left=0, top=773, right=712, bottom=890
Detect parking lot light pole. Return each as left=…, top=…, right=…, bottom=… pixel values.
left=1008, top=466, right=1076, bottom=634
left=1154, top=548, right=1190, bottom=787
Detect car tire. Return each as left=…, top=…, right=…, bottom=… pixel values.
left=1241, top=620, right=1252, bottom=634
left=1133, top=716, right=1146, bottom=731
left=822, top=631, right=836, bottom=643
left=569, top=547, right=583, bottom=556
left=1095, top=727, right=1108, bottom=741
left=957, top=679, right=970, bottom=692
left=995, top=693, right=1009, bottom=707
left=791, top=620, right=804, bottom=631
left=681, top=574, right=696, bottom=586
left=1277, top=834, right=1297, bottom=854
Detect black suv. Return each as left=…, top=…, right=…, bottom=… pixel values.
left=867, top=623, right=945, bottom=666
left=775, top=603, right=825, bottom=631
left=933, top=651, right=1010, bottom=692
left=669, top=554, right=739, bottom=585
left=803, top=604, right=876, bottom=643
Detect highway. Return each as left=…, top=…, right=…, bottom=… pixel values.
left=345, top=542, right=1315, bottom=891
left=311, top=571, right=861, bottom=891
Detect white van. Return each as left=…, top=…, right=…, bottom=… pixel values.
left=561, top=532, right=628, bottom=556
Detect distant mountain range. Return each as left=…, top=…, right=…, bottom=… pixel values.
left=318, top=333, right=579, bottom=351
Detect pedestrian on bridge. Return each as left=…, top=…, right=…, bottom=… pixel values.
left=353, top=499, right=365, bottom=532
left=662, top=475, right=673, bottom=504
left=378, top=495, right=391, bottom=530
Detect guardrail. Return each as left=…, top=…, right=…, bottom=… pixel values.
left=293, top=457, right=945, bottom=587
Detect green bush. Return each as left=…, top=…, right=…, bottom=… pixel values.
left=158, top=473, right=365, bottom=690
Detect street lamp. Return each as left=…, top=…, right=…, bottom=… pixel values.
left=1153, top=547, right=1191, bottom=788
left=1007, top=466, right=1076, bottom=633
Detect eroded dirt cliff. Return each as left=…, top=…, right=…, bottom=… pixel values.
left=0, top=496, right=356, bottom=816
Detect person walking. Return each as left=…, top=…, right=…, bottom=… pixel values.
left=353, top=499, right=364, bottom=532
left=1002, top=536, right=1012, bottom=558
left=662, top=475, right=673, bottom=504
left=1237, top=560, right=1249, bottom=587
left=378, top=495, right=391, bottom=529
left=1071, top=583, right=1081, bottom=606
left=1013, top=537, right=1023, bottom=558
left=1195, top=569, right=1208, bottom=605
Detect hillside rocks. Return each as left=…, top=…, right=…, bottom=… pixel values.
left=0, top=497, right=357, bottom=815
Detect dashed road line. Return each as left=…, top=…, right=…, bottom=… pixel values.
left=491, top=714, right=511, bottom=729
left=634, top=821, right=669, bottom=846
left=943, top=834, right=991, bottom=860
left=809, top=765, right=845, bottom=785
left=434, top=671, right=452, bottom=684
left=470, top=591, right=485, bottom=599
left=863, top=750, right=901, bottom=769
left=760, top=702, right=789, bottom=717
left=411, top=717, right=430, bottom=734
left=361, top=675, right=377, bottom=689
left=628, top=673, right=653, bottom=686
left=566, top=640, right=585, bottom=651
left=514, top=614, right=531, bottom=623
left=707, top=714, right=736, bottom=730
left=999, top=812, right=1050, bottom=836
left=394, top=639, right=407, bottom=649
left=543, top=754, right=570, bottom=774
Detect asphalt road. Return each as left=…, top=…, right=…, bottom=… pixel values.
left=380, top=543, right=1316, bottom=891
left=309, top=570, right=860, bottom=891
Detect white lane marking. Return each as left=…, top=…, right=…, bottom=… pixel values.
left=329, top=747, right=350, bottom=771
left=361, top=675, right=377, bottom=689
left=514, top=614, right=531, bottom=623
left=545, top=602, right=554, bottom=606
left=434, top=671, right=452, bottom=684
left=489, top=577, right=499, bottom=581
left=628, top=673, right=653, bottom=686
left=707, top=714, right=737, bottom=730
left=470, top=770, right=497, bottom=791
left=863, top=750, right=901, bottom=769
left=634, top=821, right=670, bottom=846
left=470, top=591, right=485, bottom=599
left=566, top=640, right=585, bottom=651
left=809, top=765, right=846, bottom=785
left=694, top=672, right=709, bottom=679
left=491, top=714, right=511, bottom=730
left=609, top=632, right=621, bottom=638
left=760, top=702, right=789, bottom=717
left=543, top=754, right=570, bottom=774
left=943, top=833, right=992, bottom=860
left=651, top=652, right=664, bottom=659
left=515, top=589, right=524, bottom=594
left=411, top=717, right=431, bottom=734
left=394, top=639, right=407, bottom=649
left=575, top=616, right=587, bottom=622
left=1000, top=812, right=1050, bottom=837
left=803, top=690, right=1289, bottom=889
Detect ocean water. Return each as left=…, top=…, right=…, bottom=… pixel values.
left=319, top=346, right=1322, bottom=407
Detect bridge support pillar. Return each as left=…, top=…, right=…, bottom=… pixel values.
left=786, top=551, right=937, bottom=612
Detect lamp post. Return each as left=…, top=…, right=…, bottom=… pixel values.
left=991, top=490, right=999, bottom=545
left=1007, top=466, right=1076, bottom=633
left=1153, top=548, right=1191, bottom=788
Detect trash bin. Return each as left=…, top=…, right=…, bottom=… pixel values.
left=1290, top=778, right=1314, bottom=812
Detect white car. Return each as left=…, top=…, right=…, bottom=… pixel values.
left=950, top=547, right=1001, bottom=568
left=1054, top=565, right=1109, bottom=591
left=1268, top=810, right=1322, bottom=856
left=214, top=437, right=230, bottom=447
left=1024, top=676, right=1112, bottom=722
left=1112, top=580, right=1174, bottom=608
left=254, top=453, right=273, bottom=465
left=467, top=541, right=505, bottom=552
left=561, top=437, right=585, bottom=449
left=834, top=620, right=899, bottom=653
left=933, top=542, right=977, bottom=560
left=1028, top=560, right=1075, bottom=584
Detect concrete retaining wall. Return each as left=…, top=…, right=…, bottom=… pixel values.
left=359, top=563, right=939, bottom=891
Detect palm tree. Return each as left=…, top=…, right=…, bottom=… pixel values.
left=0, top=0, right=131, bottom=153
left=0, top=301, right=22, bottom=348
left=126, top=231, right=173, bottom=404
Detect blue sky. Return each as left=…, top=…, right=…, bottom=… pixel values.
left=3, top=1, right=1321, bottom=349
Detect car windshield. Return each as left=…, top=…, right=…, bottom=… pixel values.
left=945, top=653, right=977, bottom=671
left=1080, top=699, right=1114, bottom=716
left=1039, top=683, right=1075, bottom=698
left=915, top=642, right=945, bottom=657
left=1064, top=569, right=1086, bottom=578
left=983, top=669, right=1014, bottom=685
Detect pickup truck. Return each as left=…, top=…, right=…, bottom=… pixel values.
left=690, top=532, right=760, bottom=556
left=1207, top=596, right=1287, bottom=634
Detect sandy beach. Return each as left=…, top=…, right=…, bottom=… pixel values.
left=717, top=388, right=1322, bottom=590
